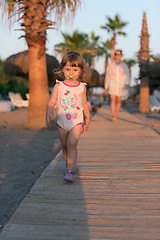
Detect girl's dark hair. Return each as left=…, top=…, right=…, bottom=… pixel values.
left=60, top=51, right=86, bottom=80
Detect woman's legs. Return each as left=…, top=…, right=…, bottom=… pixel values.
left=115, top=96, right=122, bottom=119
left=110, top=94, right=116, bottom=118
left=110, top=94, right=122, bottom=120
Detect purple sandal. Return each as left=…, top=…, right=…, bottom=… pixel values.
left=64, top=170, right=74, bottom=182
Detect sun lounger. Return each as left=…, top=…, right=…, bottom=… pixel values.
left=15, top=93, right=24, bottom=101
left=26, top=93, right=30, bottom=100
left=9, top=92, right=29, bottom=108
left=150, top=95, right=160, bottom=112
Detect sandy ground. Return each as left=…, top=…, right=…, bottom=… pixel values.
left=0, top=104, right=160, bottom=231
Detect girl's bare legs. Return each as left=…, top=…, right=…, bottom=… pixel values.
left=67, top=124, right=82, bottom=171
left=58, top=124, right=82, bottom=171
left=57, top=127, right=68, bottom=163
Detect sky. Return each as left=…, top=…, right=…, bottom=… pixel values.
left=0, top=0, right=160, bottom=74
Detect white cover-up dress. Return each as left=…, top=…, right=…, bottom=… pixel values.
left=105, top=62, right=130, bottom=97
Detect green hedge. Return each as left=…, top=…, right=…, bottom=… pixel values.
left=0, top=60, right=29, bottom=99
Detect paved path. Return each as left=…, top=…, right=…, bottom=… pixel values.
left=1, top=106, right=160, bottom=240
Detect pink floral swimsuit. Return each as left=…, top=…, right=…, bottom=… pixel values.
left=56, top=80, right=86, bottom=132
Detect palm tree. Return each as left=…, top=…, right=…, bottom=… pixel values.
left=54, top=30, right=88, bottom=56
left=54, top=30, right=102, bottom=68
left=1, top=0, right=81, bottom=129
left=85, top=32, right=102, bottom=68
left=100, top=40, right=111, bottom=72
left=139, top=12, right=150, bottom=113
left=123, top=58, right=137, bottom=76
left=100, top=14, right=128, bottom=62
left=149, top=54, right=160, bottom=61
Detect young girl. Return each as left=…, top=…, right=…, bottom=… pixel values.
left=46, top=51, right=90, bottom=182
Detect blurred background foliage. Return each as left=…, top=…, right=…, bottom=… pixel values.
left=0, top=59, right=29, bottom=99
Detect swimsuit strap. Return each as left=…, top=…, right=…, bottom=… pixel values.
left=56, top=80, right=87, bottom=87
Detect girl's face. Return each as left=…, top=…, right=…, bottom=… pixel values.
left=63, top=61, right=81, bottom=81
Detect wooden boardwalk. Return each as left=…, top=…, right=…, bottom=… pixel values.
left=1, top=105, right=160, bottom=240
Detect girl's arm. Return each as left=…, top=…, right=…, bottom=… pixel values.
left=46, top=83, right=58, bottom=127
left=82, top=86, right=90, bottom=131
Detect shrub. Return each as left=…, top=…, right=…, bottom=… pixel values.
left=0, top=59, right=29, bottom=99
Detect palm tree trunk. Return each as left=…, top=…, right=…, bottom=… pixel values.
left=26, top=44, right=49, bottom=129
left=105, top=57, right=108, bottom=72
left=92, top=58, right=95, bottom=69
left=139, top=61, right=150, bottom=112
left=139, top=12, right=150, bottom=113
left=111, top=34, right=116, bottom=62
